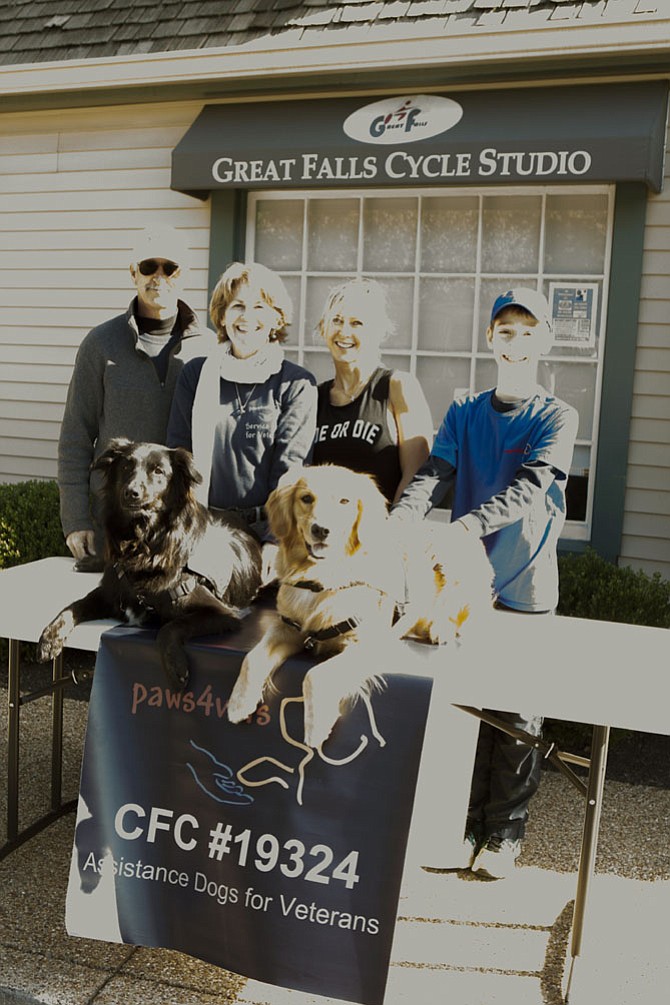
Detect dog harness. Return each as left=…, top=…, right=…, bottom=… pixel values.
left=280, top=614, right=362, bottom=651
left=280, top=578, right=371, bottom=649
left=113, top=563, right=216, bottom=609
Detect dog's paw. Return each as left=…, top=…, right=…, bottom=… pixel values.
left=226, top=684, right=261, bottom=724
left=38, top=612, right=73, bottom=661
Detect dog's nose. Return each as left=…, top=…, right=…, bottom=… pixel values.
left=123, top=484, right=142, bottom=502
left=311, top=523, right=329, bottom=542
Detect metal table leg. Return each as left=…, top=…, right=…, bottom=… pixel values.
left=2, top=642, right=88, bottom=861
left=564, top=723, right=610, bottom=1002
left=6, top=638, right=20, bottom=845
left=51, top=652, right=64, bottom=812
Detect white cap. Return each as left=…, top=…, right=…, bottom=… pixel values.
left=129, top=226, right=191, bottom=269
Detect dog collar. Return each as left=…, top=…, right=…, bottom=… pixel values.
left=286, top=578, right=377, bottom=594
left=281, top=614, right=361, bottom=651
left=287, top=579, right=325, bottom=592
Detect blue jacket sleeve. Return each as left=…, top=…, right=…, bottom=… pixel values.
left=390, top=454, right=456, bottom=520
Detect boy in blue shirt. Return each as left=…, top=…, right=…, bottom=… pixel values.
left=392, top=288, right=578, bottom=878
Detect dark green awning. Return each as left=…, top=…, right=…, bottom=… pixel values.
left=172, top=81, right=668, bottom=198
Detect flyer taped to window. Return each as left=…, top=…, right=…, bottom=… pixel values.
left=549, top=283, right=599, bottom=349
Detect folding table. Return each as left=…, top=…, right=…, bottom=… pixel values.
left=1, top=555, right=668, bottom=1003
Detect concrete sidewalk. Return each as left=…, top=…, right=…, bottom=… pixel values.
left=1, top=682, right=670, bottom=1005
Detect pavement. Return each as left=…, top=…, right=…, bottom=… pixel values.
left=1, top=668, right=670, bottom=1005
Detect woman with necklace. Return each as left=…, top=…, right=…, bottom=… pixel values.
left=312, top=278, right=433, bottom=504
left=167, top=262, right=317, bottom=553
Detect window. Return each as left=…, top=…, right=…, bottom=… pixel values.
left=247, top=186, right=614, bottom=539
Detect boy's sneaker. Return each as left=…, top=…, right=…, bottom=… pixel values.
left=472, top=835, right=521, bottom=879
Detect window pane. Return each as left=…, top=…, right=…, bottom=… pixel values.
left=255, top=200, right=303, bottom=270
left=539, top=360, right=596, bottom=439
left=307, top=199, right=359, bottom=272
left=419, top=276, right=474, bottom=352
left=373, top=277, right=414, bottom=351
left=544, top=194, right=608, bottom=274
left=416, top=355, right=471, bottom=428
left=278, top=274, right=301, bottom=344
left=481, top=195, right=541, bottom=274
left=421, top=196, right=478, bottom=273
left=363, top=198, right=418, bottom=272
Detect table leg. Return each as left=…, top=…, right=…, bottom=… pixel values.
left=6, top=638, right=20, bottom=844
left=51, top=653, right=64, bottom=813
left=564, top=723, right=610, bottom=1002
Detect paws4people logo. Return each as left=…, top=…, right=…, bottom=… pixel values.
left=344, top=94, right=463, bottom=145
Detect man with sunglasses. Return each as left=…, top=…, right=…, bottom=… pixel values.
left=58, top=225, right=215, bottom=570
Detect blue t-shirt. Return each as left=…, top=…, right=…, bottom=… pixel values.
left=432, top=388, right=578, bottom=612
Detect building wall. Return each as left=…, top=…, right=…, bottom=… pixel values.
left=0, top=100, right=211, bottom=483
left=0, top=96, right=668, bottom=578
left=621, top=133, right=670, bottom=576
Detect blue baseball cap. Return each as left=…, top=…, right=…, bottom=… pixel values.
left=490, top=288, right=552, bottom=328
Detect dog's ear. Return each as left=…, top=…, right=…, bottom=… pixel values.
left=91, top=437, right=133, bottom=472
left=346, top=474, right=387, bottom=556
left=163, top=447, right=203, bottom=513
left=266, top=475, right=303, bottom=542
left=169, top=447, right=203, bottom=488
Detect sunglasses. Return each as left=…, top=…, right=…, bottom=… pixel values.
left=138, top=259, right=180, bottom=277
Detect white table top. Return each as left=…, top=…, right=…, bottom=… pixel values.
left=0, top=556, right=118, bottom=651
left=1, top=557, right=668, bottom=736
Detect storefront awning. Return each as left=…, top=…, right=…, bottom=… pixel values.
left=172, top=81, right=668, bottom=198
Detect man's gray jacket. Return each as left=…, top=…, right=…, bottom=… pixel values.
left=58, top=297, right=216, bottom=538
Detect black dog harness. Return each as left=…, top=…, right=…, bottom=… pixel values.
left=113, top=563, right=214, bottom=609
left=281, top=614, right=362, bottom=651
left=280, top=577, right=365, bottom=650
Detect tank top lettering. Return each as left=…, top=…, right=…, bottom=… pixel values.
left=312, top=367, right=401, bottom=503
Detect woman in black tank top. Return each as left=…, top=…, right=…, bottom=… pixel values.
left=312, top=278, right=433, bottom=504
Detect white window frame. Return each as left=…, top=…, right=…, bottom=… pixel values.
left=246, top=185, right=615, bottom=542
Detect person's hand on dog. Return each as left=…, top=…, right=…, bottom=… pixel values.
left=66, top=530, right=105, bottom=572
left=66, top=530, right=96, bottom=561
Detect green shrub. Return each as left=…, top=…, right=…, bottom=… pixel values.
left=0, top=517, right=21, bottom=569
left=558, top=548, right=670, bottom=628
left=0, top=479, right=68, bottom=569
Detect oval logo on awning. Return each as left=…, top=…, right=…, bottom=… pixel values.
left=344, top=94, right=464, bottom=146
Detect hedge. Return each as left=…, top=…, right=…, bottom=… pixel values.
left=0, top=479, right=69, bottom=570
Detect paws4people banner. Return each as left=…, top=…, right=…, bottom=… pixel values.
left=66, top=617, right=433, bottom=1005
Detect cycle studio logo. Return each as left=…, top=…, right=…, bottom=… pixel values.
left=343, top=94, right=464, bottom=145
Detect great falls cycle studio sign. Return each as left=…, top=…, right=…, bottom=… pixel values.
left=171, top=82, right=668, bottom=196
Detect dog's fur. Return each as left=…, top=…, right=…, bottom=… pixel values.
left=227, top=464, right=494, bottom=748
left=39, top=439, right=262, bottom=688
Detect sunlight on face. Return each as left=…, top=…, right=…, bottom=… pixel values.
left=322, top=288, right=385, bottom=365
left=221, top=282, right=281, bottom=358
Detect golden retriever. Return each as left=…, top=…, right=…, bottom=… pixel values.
left=227, top=464, right=493, bottom=748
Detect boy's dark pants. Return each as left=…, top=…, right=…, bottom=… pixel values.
left=466, top=711, right=544, bottom=842
left=466, top=604, right=549, bottom=843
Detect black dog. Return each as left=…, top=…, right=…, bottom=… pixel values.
left=39, top=438, right=262, bottom=688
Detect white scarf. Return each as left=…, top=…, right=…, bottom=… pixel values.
left=191, top=341, right=284, bottom=505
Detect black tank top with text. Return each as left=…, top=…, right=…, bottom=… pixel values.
left=312, top=367, right=401, bottom=504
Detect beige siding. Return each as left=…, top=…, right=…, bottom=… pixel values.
left=0, top=100, right=211, bottom=483
left=620, top=130, right=670, bottom=578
